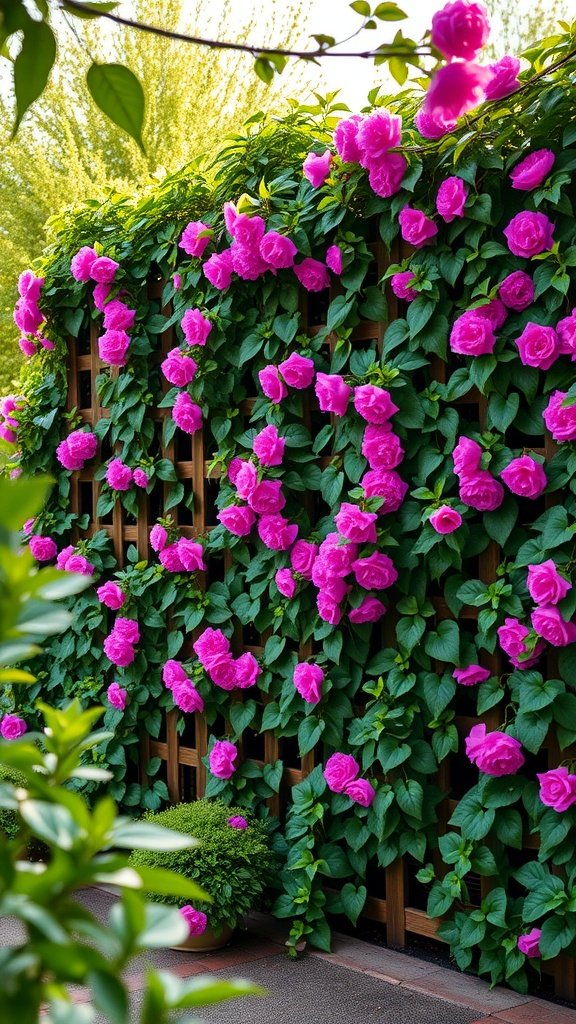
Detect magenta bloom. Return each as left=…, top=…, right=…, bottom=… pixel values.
left=316, top=592, right=343, bottom=625
left=107, top=682, right=127, bottom=711
left=19, top=337, right=37, bottom=357
left=162, top=660, right=188, bottom=690
left=362, top=425, right=404, bottom=470
left=290, top=540, right=318, bottom=579
left=303, top=150, right=332, bottom=188
left=497, top=617, right=543, bottom=669
left=431, top=0, right=490, bottom=60
left=172, top=393, right=202, bottom=434
left=173, top=678, right=204, bottom=713
left=279, top=352, right=315, bottom=389
left=114, top=617, right=140, bottom=644
left=453, top=665, right=490, bottom=686
left=56, top=429, right=98, bottom=471
left=414, top=109, right=456, bottom=139
left=504, top=211, right=555, bottom=258
left=13, top=298, right=42, bottom=335
left=532, top=606, right=576, bottom=647
left=423, top=61, right=492, bottom=122
left=344, top=778, right=376, bottom=807
left=181, top=308, right=212, bottom=347
left=391, top=272, right=418, bottom=302
left=429, top=506, right=462, bottom=534
left=294, top=258, right=331, bottom=292
left=97, top=581, right=125, bottom=610
left=103, top=300, right=136, bottom=332
left=132, top=468, right=148, bottom=489
left=93, top=283, right=111, bottom=311
left=64, top=554, right=94, bottom=576
left=368, top=153, right=407, bottom=198
left=203, top=249, right=233, bottom=290
left=227, top=815, right=248, bottom=829
left=209, top=739, right=238, bottom=779
left=527, top=560, right=570, bottom=606
left=0, top=714, right=27, bottom=740
left=106, top=459, right=133, bottom=491
left=258, top=514, right=298, bottom=551
left=335, top=503, right=378, bottom=544
left=326, top=245, right=343, bottom=275
left=235, top=461, right=257, bottom=500
left=352, top=552, right=397, bottom=590
left=161, top=348, right=197, bottom=387
left=173, top=273, right=182, bottom=290
left=315, top=373, right=351, bottom=416
left=249, top=480, right=285, bottom=515
left=150, top=524, right=168, bottom=552
left=500, top=455, right=547, bottom=498
left=333, top=114, right=363, bottom=162
left=177, top=538, right=206, bottom=572
left=356, top=109, right=402, bottom=166
left=362, top=469, right=408, bottom=513
left=90, top=256, right=119, bottom=284
left=436, top=177, right=468, bottom=222
left=543, top=390, right=576, bottom=442
left=537, top=768, right=576, bottom=813
left=515, top=322, right=558, bottom=370
left=259, top=365, right=288, bottom=403
left=29, top=536, right=57, bottom=562
left=235, top=652, right=261, bottom=689
left=217, top=505, right=256, bottom=538
left=103, top=633, right=135, bottom=668
left=510, top=149, right=555, bottom=191
left=450, top=312, right=495, bottom=356
left=275, top=568, right=297, bottom=599
left=459, top=471, right=504, bottom=512
left=179, top=220, right=212, bottom=257
left=253, top=424, right=285, bottom=467
left=70, top=246, right=98, bottom=282
left=260, top=231, right=297, bottom=269
left=354, top=384, right=398, bottom=425
left=398, top=207, right=438, bottom=249
left=323, top=752, right=359, bottom=793
left=465, top=723, right=524, bottom=776
left=453, top=436, right=482, bottom=476
left=349, top=597, right=386, bottom=624
left=293, top=662, right=324, bottom=704
left=98, top=330, right=130, bottom=366
left=180, top=906, right=208, bottom=936
left=557, top=314, right=576, bottom=356
left=517, top=929, right=541, bottom=959
left=499, top=271, right=534, bottom=311
left=485, top=56, right=521, bottom=101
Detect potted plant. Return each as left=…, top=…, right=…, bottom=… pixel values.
left=129, top=799, right=277, bottom=950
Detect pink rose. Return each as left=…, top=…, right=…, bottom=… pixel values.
left=209, top=739, right=238, bottom=779
left=465, top=723, right=525, bottom=776
left=159, top=544, right=185, bottom=572
left=29, top=536, right=57, bottom=562
left=161, top=348, right=197, bottom=387
left=497, top=617, right=543, bottom=669
left=208, top=653, right=237, bottom=690
left=150, top=525, right=168, bottom=552
left=253, top=424, right=285, bottom=466
left=349, top=597, right=386, bottom=623
left=227, top=815, right=248, bottom=829
left=431, top=0, right=490, bottom=60
left=106, top=459, right=133, bottom=491
left=452, top=436, right=482, bottom=476
left=294, top=258, right=331, bottom=292
left=234, top=652, right=261, bottom=689
left=344, top=778, right=376, bottom=807
left=368, top=153, right=407, bottom=198
left=179, top=906, right=208, bottom=936
left=499, top=271, right=534, bottom=311
left=531, top=606, right=576, bottom=647
left=258, top=514, right=298, bottom=551
left=515, top=322, right=558, bottom=370
left=323, top=752, right=359, bottom=793
left=510, top=149, right=555, bottom=191
left=315, top=373, right=351, bottom=416
left=56, top=429, right=98, bottom=471
left=193, top=628, right=230, bottom=667
left=472, top=299, right=507, bottom=331
left=334, top=503, right=377, bottom=544
left=179, top=220, right=212, bottom=258
left=485, top=55, right=521, bottom=101
left=326, top=245, right=343, bottom=275
left=503, top=211, right=555, bottom=258
left=181, top=308, right=212, bottom=347
left=173, top=679, right=204, bottom=713
left=537, top=768, right=576, bottom=813
left=64, top=554, right=94, bottom=576
left=89, top=256, right=118, bottom=284
left=114, top=618, right=140, bottom=643
left=333, top=114, right=363, bottom=162
left=70, top=246, right=98, bottom=281
left=430, top=506, right=462, bottom=534
left=354, top=385, right=398, bottom=425
left=459, top=471, right=504, bottom=512
left=260, top=231, right=297, bottom=269
left=390, top=272, right=418, bottom=302
left=98, top=330, right=130, bottom=366
left=217, top=505, right=256, bottom=537
left=319, top=575, right=351, bottom=604
left=234, top=461, right=258, bottom=502
left=293, top=663, right=324, bottom=704
left=0, top=424, right=16, bottom=444
left=543, top=391, right=576, bottom=442
left=231, top=242, right=268, bottom=281
left=172, top=393, right=202, bottom=434
left=398, top=206, right=438, bottom=249
left=107, top=682, right=127, bottom=711
left=557, top=314, right=576, bottom=357
left=453, top=665, right=491, bottom=686
left=517, top=928, right=541, bottom=958
left=317, top=533, right=358, bottom=575
left=56, top=545, right=74, bottom=570
left=290, top=540, right=318, bottom=579
left=275, top=568, right=297, bottom=598
left=279, top=352, right=315, bottom=389
left=414, top=108, right=456, bottom=139
left=162, top=659, right=188, bottom=689
left=0, top=714, right=27, bottom=740
left=436, top=176, right=468, bottom=222
left=303, top=149, right=332, bottom=188
left=423, top=61, right=492, bottom=121
left=361, top=425, right=404, bottom=470
left=203, top=249, right=233, bottom=290
left=133, top=469, right=148, bottom=489
left=19, top=337, right=37, bottom=357
left=259, top=365, right=288, bottom=404
left=449, top=312, right=496, bottom=356
left=527, top=560, right=570, bottom=606
left=97, top=582, right=125, bottom=610
left=249, top=480, right=285, bottom=514
left=103, top=300, right=135, bottom=332
left=362, top=470, right=408, bottom=513
left=356, top=109, right=402, bottom=166
left=13, top=298, right=42, bottom=334
left=177, top=538, right=206, bottom=572
left=352, top=552, right=397, bottom=590
left=500, top=455, right=546, bottom=498
left=93, top=282, right=111, bottom=311
left=173, top=273, right=182, bottom=290
left=103, top=633, right=135, bottom=668
left=316, top=591, right=343, bottom=625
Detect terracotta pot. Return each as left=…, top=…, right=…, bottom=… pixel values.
left=171, top=923, right=234, bottom=952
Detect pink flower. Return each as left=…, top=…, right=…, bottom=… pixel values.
left=38, top=336, right=55, bottom=352
left=159, top=544, right=184, bottom=572
left=258, top=514, right=298, bottom=551
left=450, top=312, right=496, bottom=356
left=179, top=220, right=212, bottom=257
left=260, top=231, right=297, bottom=269
left=349, top=597, right=386, bottom=623
left=315, top=373, right=351, bottom=416
left=334, top=503, right=377, bottom=544
left=259, top=365, right=288, bottom=403
left=543, top=390, right=576, bottom=442
left=557, top=314, right=576, bottom=356
left=470, top=299, right=508, bottom=329
left=453, top=665, right=491, bottom=686
left=56, top=430, right=98, bottom=471
left=510, top=149, right=556, bottom=191
left=398, top=207, right=438, bottom=249
left=497, top=617, right=544, bottom=669
left=235, top=652, right=261, bottom=689
left=290, top=540, right=318, bottom=579
left=181, top=309, right=212, bottom=347
left=19, top=337, right=37, bottom=357
left=430, top=506, right=462, bottom=534
left=249, top=480, right=285, bottom=514
left=361, top=426, right=404, bottom=472
left=231, top=242, right=268, bottom=281
left=352, top=552, right=397, bottom=590
left=56, top=545, right=75, bottom=570
left=333, top=114, right=363, bottom=162
left=161, top=348, right=197, bottom=387
left=485, top=55, right=521, bottom=101
left=459, top=471, right=504, bottom=512
left=356, top=109, right=402, bottom=166
left=316, top=591, right=343, bottom=625
left=177, top=538, right=206, bottom=571
left=98, top=330, right=130, bottom=366
left=436, top=177, right=468, bottom=222
left=89, top=256, right=119, bottom=284
left=0, top=424, right=16, bottom=444
left=106, top=459, right=133, bottom=491
left=500, top=455, right=547, bottom=498
left=527, top=560, right=570, bottom=606
left=517, top=928, right=542, bottom=958
left=93, top=283, right=111, bottom=311
left=13, top=299, right=42, bottom=334
left=452, top=436, right=482, bottom=476
left=424, top=61, right=492, bottom=122
left=431, top=0, right=490, bottom=60
left=320, top=575, right=351, bottom=604
left=515, top=322, right=558, bottom=370
left=172, top=393, right=202, bottom=434
left=0, top=714, right=27, bottom=740
left=465, top=723, right=525, bottom=776
left=326, top=245, right=343, bottom=275
left=391, top=271, right=418, bottom=302
left=362, top=469, right=408, bottom=513
left=162, top=659, right=188, bottom=689
left=97, top=582, right=125, bottom=610
left=29, top=536, right=57, bottom=562
left=504, top=211, right=555, bottom=258
left=317, top=533, right=358, bottom=576
left=279, top=352, right=315, bottom=389
left=114, top=617, right=140, bottom=644
left=103, top=633, right=135, bottom=668
left=275, top=568, right=297, bottom=598
left=537, top=768, right=576, bottom=813
left=368, top=154, right=407, bottom=198
left=344, top=778, right=376, bottom=807
left=209, top=739, right=238, bottom=779
left=354, top=385, right=398, bottom=425
left=499, top=271, right=534, bottom=311
left=203, top=249, right=233, bottom=290
left=294, top=258, right=331, bottom=292
left=179, top=906, right=208, bottom=936
left=107, top=682, right=127, bottom=711
left=227, top=815, right=248, bottom=829
left=173, top=678, right=204, bottom=713
left=532, top=606, right=576, bottom=647
left=173, top=273, right=182, bottom=290
left=103, top=300, right=136, bottom=332
left=218, top=505, right=256, bottom=537
left=293, top=662, right=324, bottom=704
left=235, top=461, right=258, bottom=501
left=323, top=752, right=359, bottom=793
left=64, top=554, right=94, bottom=576
left=414, top=108, right=456, bottom=139
left=70, top=246, right=98, bottom=281
left=303, top=149, right=332, bottom=188
left=150, top=525, right=168, bottom=552
left=253, top=424, right=285, bottom=467
left=193, top=627, right=230, bottom=667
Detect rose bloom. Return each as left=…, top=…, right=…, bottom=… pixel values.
left=260, top=231, right=297, bottom=269
left=97, top=581, right=125, bottom=610
left=531, top=605, right=576, bottom=647
left=515, top=322, right=558, bottom=370
left=207, top=653, right=237, bottom=691
left=465, top=723, right=525, bottom=777
left=161, top=348, right=197, bottom=387
left=398, top=207, right=438, bottom=249
left=107, top=682, right=127, bottom=711
left=234, top=461, right=258, bottom=501
left=177, top=538, right=206, bottom=572
left=114, top=618, right=140, bottom=643
left=173, top=678, right=204, bottom=713
left=344, top=778, right=376, bottom=807
left=172, top=393, right=202, bottom=434
left=431, top=0, right=490, bottom=60
left=452, top=436, right=482, bottom=477
left=106, top=458, right=133, bottom=491
left=503, top=210, right=555, bottom=258
left=29, top=535, right=57, bottom=562
left=209, top=739, right=238, bottom=779
left=64, top=554, right=94, bottom=576
left=294, top=258, right=331, bottom=292
left=93, top=282, right=111, bottom=311
left=517, top=928, right=541, bottom=959
left=499, top=270, right=534, bottom=311
left=453, top=665, right=491, bottom=686
left=315, top=373, right=351, bottom=416
left=275, top=567, right=297, bottom=598
left=89, top=256, right=119, bottom=284
left=162, top=659, right=188, bottom=689
left=293, top=662, right=324, bottom=704
left=279, top=352, right=315, bottom=389
left=231, top=242, right=269, bottom=281
left=103, top=300, right=135, bottom=332
left=56, top=429, right=98, bottom=471
left=235, top=652, right=261, bottom=689
left=459, top=471, right=504, bottom=512
left=500, top=455, right=547, bottom=498
left=436, top=176, right=468, bottom=222
left=356, top=109, right=402, bottom=166
left=0, top=714, right=27, bottom=740
left=70, top=245, right=97, bottom=281
left=510, top=149, right=555, bottom=191
left=159, top=544, right=184, bottom=572
left=249, top=480, right=286, bottom=515
left=390, top=271, right=418, bottom=302
left=334, top=503, right=378, bottom=544
left=258, top=514, right=298, bottom=551
left=181, top=308, right=212, bottom=347
left=203, top=249, right=233, bottom=290
left=98, top=329, right=130, bottom=366
left=179, top=220, right=212, bottom=257
left=423, top=61, right=492, bottom=122
left=287, top=541, right=315, bottom=580
left=349, top=597, right=386, bottom=624
left=259, top=365, right=288, bottom=403
left=368, top=153, right=407, bottom=198
left=450, top=311, right=495, bottom=357
left=173, top=273, right=182, bottom=290
left=193, top=627, right=230, bottom=666
left=485, top=55, right=521, bottom=101
left=354, top=384, right=399, bottom=425
left=352, top=552, right=397, bottom=590
left=103, top=633, right=135, bottom=668
left=362, top=470, right=408, bottom=513
left=537, top=767, right=576, bottom=813
left=527, top=560, right=571, bottom=606
left=414, top=108, right=456, bottom=139
left=303, top=149, right=332, bottom=188
left=543, top=390, right=576, bottom=442
left=133, top=469, right=148, bottom=489
left=326, top=245, right=343, bottom=275
left=56, top=545, right=74, bottom=570
left=319, top=575, right=351, bottom=605
left=217, top=504, right=256, bottom=537
left=19, top=337, right=37, bottom=357
left=427, top=505, right=462, bottom=535
left=150, top=524, right=168, bottom=552
left=316, top=591, right=343, bottom=625
left=323, top=752, right=359, bottom=793
left=316, top=533, right=358, bottom=575
left=362, top=425, right=404, bottom=470
left=18, top=270, right=43, bottom=302
left=557, top=313, right=576, bottom=357
left=227, top=815, right=248, bottom=829
left=497, top=616, right=544, bottom=669
left=333, top=114, right=363, bottom=162
left=13, top=298, right=42, bottom=334
left=179, top=906, right=208, bottom=936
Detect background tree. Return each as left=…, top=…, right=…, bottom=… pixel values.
left=486, top=0, right=571, bottom=58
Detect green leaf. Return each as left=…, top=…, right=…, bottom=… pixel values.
left=394, top=778, right=423, bottom=820
left=449, top=790, right=494, bottom=840
left=88, top=969, right=128, bottom=1024
left=135, top=866, right=208, bottom=902
left=484, top=494, right=518, bottom=547
left=424, top=620, right=460, bottom=664
left=298, top=716, right=325, bottom=756
left=87, top=62, right=146, bottom=152
left=254, top=56, right=274, bottom=84
left=538, top=914, right=576, bottom=959
left=339, top=882, right=367, bottom=926
left=13, top=19, right=56, bottom=132
left=62, top=1, right=119, bottom=17
left=110, top=819, right=198, bottom=850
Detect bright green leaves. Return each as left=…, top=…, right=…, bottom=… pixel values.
left=13, top=18, right=56, bottom=133
left=87, top=62, right=146, bottom=153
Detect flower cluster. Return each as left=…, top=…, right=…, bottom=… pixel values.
left=209, top=739, right=238, bottom=779
left=56, top=429, right=98, bottom=472
left=192, top=628, right=260, bottom=691
left=14, top=270, right=49, bottom=357
left=333, top=109, right=406, bottom=199
left=452, top=435, right=503, bottom=512
left=0, top=395, right=24, bottom=446
left=149, top=522, right=206, bottom=573
left=103, top=616, right=140, bottom=668
left=323, top=752, right=376, bottom=807
left=105, top=458, right=149, bottom=492
left=162, top=660, right=204, bottom=713
left=56, top=544, right=95, bottom=576
left=70, top=245, right=136, bottom=367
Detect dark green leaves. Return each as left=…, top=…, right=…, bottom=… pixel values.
left=87, top=62, right=146, bottom=152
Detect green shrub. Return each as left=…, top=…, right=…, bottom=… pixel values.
left=129, top=800, right=277, bottom=930
left=0, top=764, right=26, bottom=840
